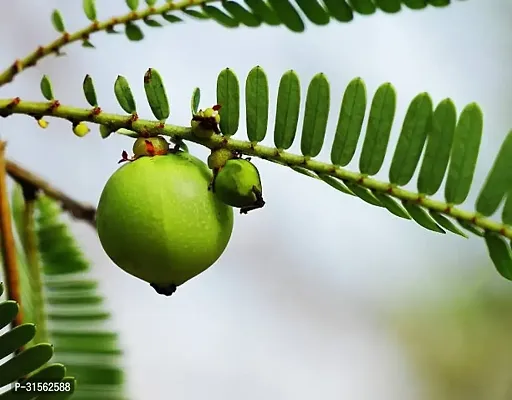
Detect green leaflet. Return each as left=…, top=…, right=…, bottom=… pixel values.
left=0, top=324, right=36, bottom=360
left=457, top=218, right=484, bottom=237
left=114, top=75, right=137, bottom=114
left=0, top=343, right=53, bottom=386
left=202, top=5, right=240, bottom=27
left=191, top=87, right=200, bottom=115
left=125, top=22, right=144, bottom=41
left=389, top=93, right=433, bottom=186
left=143, top=17, right=163, bottom=27
left=372, top=191, right=410, bottom=219
left=125, top=0, right=139, bottom=11
left=503, top=191, right=512, bottom=225
left=402, top=202, right=445, bottom=234
left=82, top=0, right=97, bottom=21
left=182, top=8, right=210, bottom=19
left=417, top=98, right=457, bottom=195
left=217, top=68, right=240, bottom=136
left=476, top=131, right=512, bottom=216
left=318, top=174, right=354, bottom=196
left=359, top=83, right=396, bottom=175
left=162, top=13, right=183, bottom=23
left=295, top=0, right=330, bottom=25
left=145, top=0, right=157, bottom=5
left=429, top=0, right=450, bottom=6
left=301, top=73, right=330, bottom=158
left=223, top=1, right=262, bottom=27
left=40, top=75, right=54, bottom=101
left=5, top=364, right=68, bottom=400
left=274, top=70, right=300, bottom=149
left=244, top=0, right=281, bottom=25
left=322, top=0, right=354, bottom=21
left=445, top=103, right=483, bottom=205
left=330, top=78, right=367, bottom=166
left=51, top=10, right=66, bottom=33
left=485, top=232, right=512, bottom=280
left=429, top=211, right=467, bottom=238
left=403, top=0, right=429, bottom=10
left=348, top=0, right=376, bottom=15
left=290, top=165, right=317, bottom=179
left=246, top=66, right=269, bottom=142
left=267, top=0, right=305, bottom=32
left=344, top=182, right=382, bottom=207
left=0, top=301, right=18, bottom=330
left=144, top=68, right=170, bottom=121
left=82, top=74, right=98, bottom=107
left=374, top=0, right=401, bottom=13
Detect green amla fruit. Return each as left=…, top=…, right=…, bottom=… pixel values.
left=191, top=106, right=221, bottom=138
left=96, top=151, right=234, bottom=296
left=132, top=136, right=169, bottom=157
left=213, top=158, right=265, bottom=214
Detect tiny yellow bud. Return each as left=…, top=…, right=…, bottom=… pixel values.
left=37, top=118, right=49, bottom=129
left=73, top=122, right=90, bottom=137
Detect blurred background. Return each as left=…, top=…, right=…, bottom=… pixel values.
left=1, top=0, right=512, bottom=398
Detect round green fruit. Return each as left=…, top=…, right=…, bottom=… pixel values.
left=213, top=159, right=264, bottom=211
left=96, top=152, right=234, bottom=294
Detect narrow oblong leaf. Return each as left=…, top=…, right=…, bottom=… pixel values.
left=143, top=18, right=163, bottom=27
left=456, top=218, right=484, bottom=237
left=223, top=1, right=262, bottom=27
left=429, top=211, right=468, bottom=238
left=350, top=0, right=377, bottom=15
left=372, top=192, right=410, bottom=219
left=267, top=0, right=305, bottom=32
left=503, top=191, right=512, bottom=225
left=274, top=70, right=301, bottom=149
left=145, top=0, right=157, bottom=5
left=344, top=182, right=382, bottom=207
left=445, top=103, right=483, bottom=204
left=126, top=0, right=139, bottom=11
left=389, top=93, right=433, bottom=186
left=374, top=0, right=401, bottom=13
left=0, top=301, right=18, bottom=330
left=476, top=131, right=512, bottom=216
left=290, top=165, right=317, bottom=179
left=301, top=73, right=330, bottom=157
left=114, top=75, right=137, bottom=114
left=244, top=0, right=281, bottom=25
left=359, top=83, right=397, bottom=175
left=82, top=39, right=95, bottom=48
left=40, top=75, right=54, bottom=101
left=0, top=324, right=36, bottom=360
left=202, top=5, right=239, bottom=27
left=417, top=98, right=457, bottom=195
left=82, top=75, right=98, bottom=107
left=403, top=0, right=429, bottom=9
left=144, top=68, right=170, bottom=121
left=83, top=0, right=97, bottom=21
left=191, top=87, right=200, bottom=115
left=322, top=0, right=354, bottom=21
left=51, top=10, right=66, bottom=33
left=246, top=66, right=269, bottom=142
left=402, top=202, right=445, bottom=234
left=485, top=232, right=512, bottom=280
left=0, top=344, right=54, bottom=387
left=216, top=68, right=240, bottom=135
left=318, top=174, right=354, bottom=196
left=125, top=22, right=144, bottom=41
left=162, top=13, right=183, bottom=23
left=330, top=77, right=367, bottom=166
left=182, top=8, right=210, bottom=19
left=295, top=0, right=330, bottom=25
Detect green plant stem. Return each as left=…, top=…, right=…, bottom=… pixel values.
left=0, top=98, right=511, bottom=241
left=0, top=141, right=24, bottom=330
left=21, top=186, right=48, bottom=345
left=0, top=0, right=219, bottom=86
left=6, top=159, right=96, bottom=226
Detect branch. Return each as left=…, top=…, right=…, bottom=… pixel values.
left=0, top=0, right=219, bottom=86
left=5, top=159, right=96, bottom=228
left=0, top=141, right=23, bottom=329
left=1, top=98, right=511, bottom=242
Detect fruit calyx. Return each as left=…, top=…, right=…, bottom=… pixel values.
left=118, top=135, right=171, bottom=164
left=191, top=104, right=222, bottom=138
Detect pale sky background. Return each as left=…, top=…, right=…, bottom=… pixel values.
left=1, top=1, right=512, bottom=399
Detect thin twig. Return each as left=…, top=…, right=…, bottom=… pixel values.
left=0, top=141, right=23, bottom=328
left=5, top=160, right=96, bottom=228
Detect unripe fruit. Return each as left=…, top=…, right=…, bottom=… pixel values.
left=132, top=136, right=169, bottom=157
left=73, top=122, right=90, bottom=137
left=213, top=158, right=265, bottom=213
left=96, top=152, right=234, bottom=295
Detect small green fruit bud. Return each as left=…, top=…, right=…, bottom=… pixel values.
left=213, top=159, right=265, bottom=213
left=132, top=136, right=169, bottom=157
left=207, top=148, right=235, bottom=170
left=73, top=121, right=90, bottom=137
